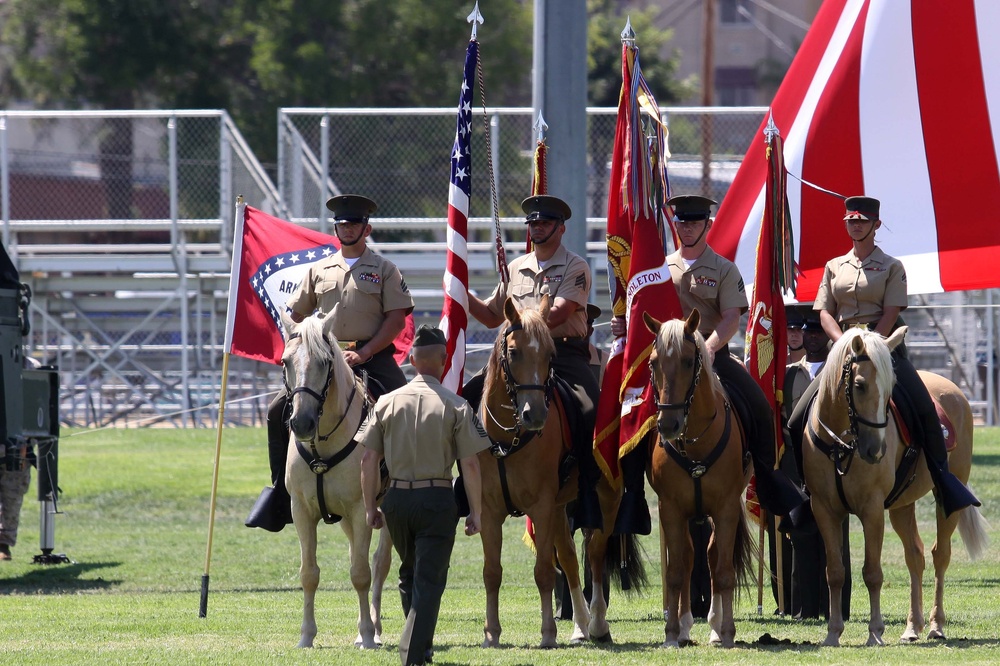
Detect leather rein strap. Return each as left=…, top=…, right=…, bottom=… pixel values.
left=664, top=401, right=733, bottom=522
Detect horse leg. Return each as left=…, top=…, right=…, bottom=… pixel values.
left=586, top=529, right=612, bottom=643
left=531, top=507, right=560, bottom=648
left=661, top=511, right=692, bottom=648
left=341, top=515, right=377, bottom=649
left=707, top=513, right=738, bottom=648
left=293, top=516, right=320, bottom=648
left=889, top=504, right=925, bottom=642
left=858, top=503, right=886, bottom=647
left=813, top=499, right=847, bottom=647
left=551, top=509, right=590, bottom=644
left=928, top=504, right=959, bottom=640
left=369, top=523, right=393, bottom=646
left=480, top=508, right=504, bottom=648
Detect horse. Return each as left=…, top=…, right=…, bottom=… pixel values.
left=477, top=295, right=639, bottom=648
left=801, top=326, right=989, bottom=647
left=642, top=309, right=755, bottom=648
left=278, top=310, right=393, bottom=649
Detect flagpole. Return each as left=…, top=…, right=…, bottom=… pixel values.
left=200, top=195, right=246, bottom=618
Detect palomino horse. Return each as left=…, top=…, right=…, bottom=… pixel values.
left=802, top=326, right=989, bottom=647
left=643, top=309, right=755, bottom=648
left=478, top=296, right=638, bottom=648
left=279, top=310, right=393, bottom=648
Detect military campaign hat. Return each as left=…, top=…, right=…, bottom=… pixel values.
left=785, top=305, right=806, bottom=330
left=667, top=194, right=718, bottom=221
left=843, top=195, right=880, bottom=221
left=801, top=310, right=824, bottom=332
left=521, top=195, right=572, bottom=223
left=586, top=303, right=602, bottom=323
left=412, top=324, right=447, bottom=347
left=326, top=194, right=378, bottom=222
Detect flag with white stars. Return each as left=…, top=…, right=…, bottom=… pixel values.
left=224, top=205, right=341, bottom=364
left=439, top=39, right=477, bottom=393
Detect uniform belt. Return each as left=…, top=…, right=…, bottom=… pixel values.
left=553, top=336, right=589, bottom=344
left=337, top=338, right=372, bottom=352
left=841, top=322, right=874, bottom=332
left=390, top=478, right=452, bottom=490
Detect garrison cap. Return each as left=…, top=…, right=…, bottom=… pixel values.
left=586, top=303, right=602, bottom=323
left=667, top=194, right=718, bottom=221
left=326, top=194, right=378, bottom=222
left=412, top=324, right=447, bottom=347
left=843, top=195, right=880, bottom=221
left=521, top=195, right=572, bottom=223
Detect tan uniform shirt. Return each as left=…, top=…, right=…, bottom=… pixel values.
left=667, top=246, right=748, bottom=338
left=782, top=358, right=819, bottom=422
left=360, top=375, right=490, bottom=481
left=287, top=246, right=414, bottom=342
left=484, top=245, right=590, bottom=338
left=814, top=246, right=907, bottom=326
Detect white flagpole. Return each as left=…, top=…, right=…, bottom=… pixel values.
left=200, top=195, right=246, bottom=618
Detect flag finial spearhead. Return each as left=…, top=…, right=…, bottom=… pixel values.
left=533, top=112, right=548, bottom=143
left=621, top=16, right=636, bottom=45
left=467, top=2, right=484, bottom=40
left=764, top=112, right=780, bottom=146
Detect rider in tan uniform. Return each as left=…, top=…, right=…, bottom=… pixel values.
left=246, top=194, right=414, bottom=532
left=790, top=195, right=978, bottom=516
left=464, top=195, right=603, bottom=529
left=360, top=325, right=488, bottom=666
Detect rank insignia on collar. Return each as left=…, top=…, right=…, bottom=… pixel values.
left=358, top=272, right=381, bottom=284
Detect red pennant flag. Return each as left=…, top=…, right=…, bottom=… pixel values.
left=224, top=205, right=414, bottom=365
left=595, top=42, right=682, bottom=484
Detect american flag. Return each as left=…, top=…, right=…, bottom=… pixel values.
left=439, top=39, right=478, bottom=393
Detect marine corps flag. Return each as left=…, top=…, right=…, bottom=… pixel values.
left=594, top=28, right=681, bottom=485
left=744, top=116, right=796, bottom=461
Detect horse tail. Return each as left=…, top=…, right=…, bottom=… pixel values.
left=733, top=505, right=756, bottom=600
left=606, top=532, right=650, bottom=596
left=956, top=501, right=991, bottom=561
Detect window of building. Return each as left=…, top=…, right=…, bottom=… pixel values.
left=715, top=66, right=757, bottom=106
left=720, top=0, right=752, bottom=25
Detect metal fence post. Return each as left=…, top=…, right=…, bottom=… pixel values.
left=1, top=114, right=9, bottom=252
left=320, top=114, right=330, bottom=235
left=219, top=113, right=233, bottom=251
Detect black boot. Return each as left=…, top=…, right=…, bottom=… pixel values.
left=573, top=486, right=604, bottom=531
left=754, top=464, right=807, bottom=517
left=245, top=484, right=293, bottom=532
left=613, top=489, right=651, bottom=535
left=928, top=459, right=980, bottom=516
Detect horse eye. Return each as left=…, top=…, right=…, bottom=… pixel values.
left=854, top=379, right=866, bottom=393
left=683, top=358, right=694, bottom=370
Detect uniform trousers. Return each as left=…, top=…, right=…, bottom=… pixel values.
left=0, top=466, right=31, bottom=548
left=382, top=486, right=458, bottom=666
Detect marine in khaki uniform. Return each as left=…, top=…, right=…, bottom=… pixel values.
left=612, top=194, right=805, bottom=518
left=360, top=325, right=489, bottom=666
left=246, top=194, right=415, bottom=532
left=788, top=195, right=978, bottom=517
left=464, top=195, right=603, bottom=529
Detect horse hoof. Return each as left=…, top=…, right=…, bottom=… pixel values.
left=899, top=632, right=919, bottom=643
left=590, top=631, right=613, bottom=644
left=822, top=635, right=840, bottom=647
left=662, top=640, right=680, bottom=649
left=539, top=638, right=558, bottom=649
left=866, top=634, right=885, bottom=647
left=297, top=638, right=315, bottom=649
left=928, top=629, right=946, bottom=641
left=481, top=639, right=499, bottom=649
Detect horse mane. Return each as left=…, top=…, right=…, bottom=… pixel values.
left=818, top=328, right=894, bottom=401
left=654, top=318, right=722, bottom=395
left=484, top=305, right=555, bottom=399
left=295, top=315, right=356, bottom=394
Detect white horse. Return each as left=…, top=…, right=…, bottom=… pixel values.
left=279, top=310, right=393, bottom=648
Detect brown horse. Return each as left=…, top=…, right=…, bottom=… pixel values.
left=643, top=309, right=755, bottom=648
left=802, top=326, right=989, bottom=647
left=478, top=295, right=635, bottom=648
left=279, top=310, right=393, bottom=649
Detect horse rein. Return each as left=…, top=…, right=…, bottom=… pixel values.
left=649, top=331, right=716, bottom=451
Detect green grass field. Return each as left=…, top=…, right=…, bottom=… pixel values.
left=1, top=426, right=999, bottom=665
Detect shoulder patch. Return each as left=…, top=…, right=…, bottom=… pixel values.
left=399, top=276, right=408, bottom=292
left=575, top=274, right=586, bottom=289
left=737, top=278, right=745, bottom=292
left=472, top=413, right=487, bottom=438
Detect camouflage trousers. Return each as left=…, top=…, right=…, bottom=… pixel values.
left=0, top=467, right=31, bottom=548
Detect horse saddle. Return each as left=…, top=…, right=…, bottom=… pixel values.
left=888, top=385, right=957, bottom=452
left=715, top=376, right=754, bottom=472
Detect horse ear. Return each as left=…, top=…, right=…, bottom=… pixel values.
left=504, top=297, right=521, bottom=325
left=642, top=311, right=661, bottom=335
left=685, top=308, right=701, bottom=335
left=885, top=326, right=907, bottom=351
left=539, top=293, right=552, bottom=319
left=321, top=309, right=338, bottom=338
left=280, top=309, right=296, bottom=338
left=850, top=332, right=865, bottom=355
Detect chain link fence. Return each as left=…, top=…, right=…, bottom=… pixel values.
left=2, top=108, right=997, bottom=427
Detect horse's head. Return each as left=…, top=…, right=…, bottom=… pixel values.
left=279, top=310, right=355, bottom=442
left=821, top=327, right=903, bottom=464
left=486, top=295, right=555, bottom=431
left=644, top=308, right=711, bottom=442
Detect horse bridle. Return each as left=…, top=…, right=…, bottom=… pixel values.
left=810, top=351, right=890, bottom=477
left=486, top=323, right=554, bottom=458
left=649, top=331, right=712, bottom=450
left=285, top=331, right=369, bottom=473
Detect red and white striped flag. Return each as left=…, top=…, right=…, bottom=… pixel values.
left=713, top=0, right=1000, bottom=298
left=439, top=39, right=478, bottom=393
